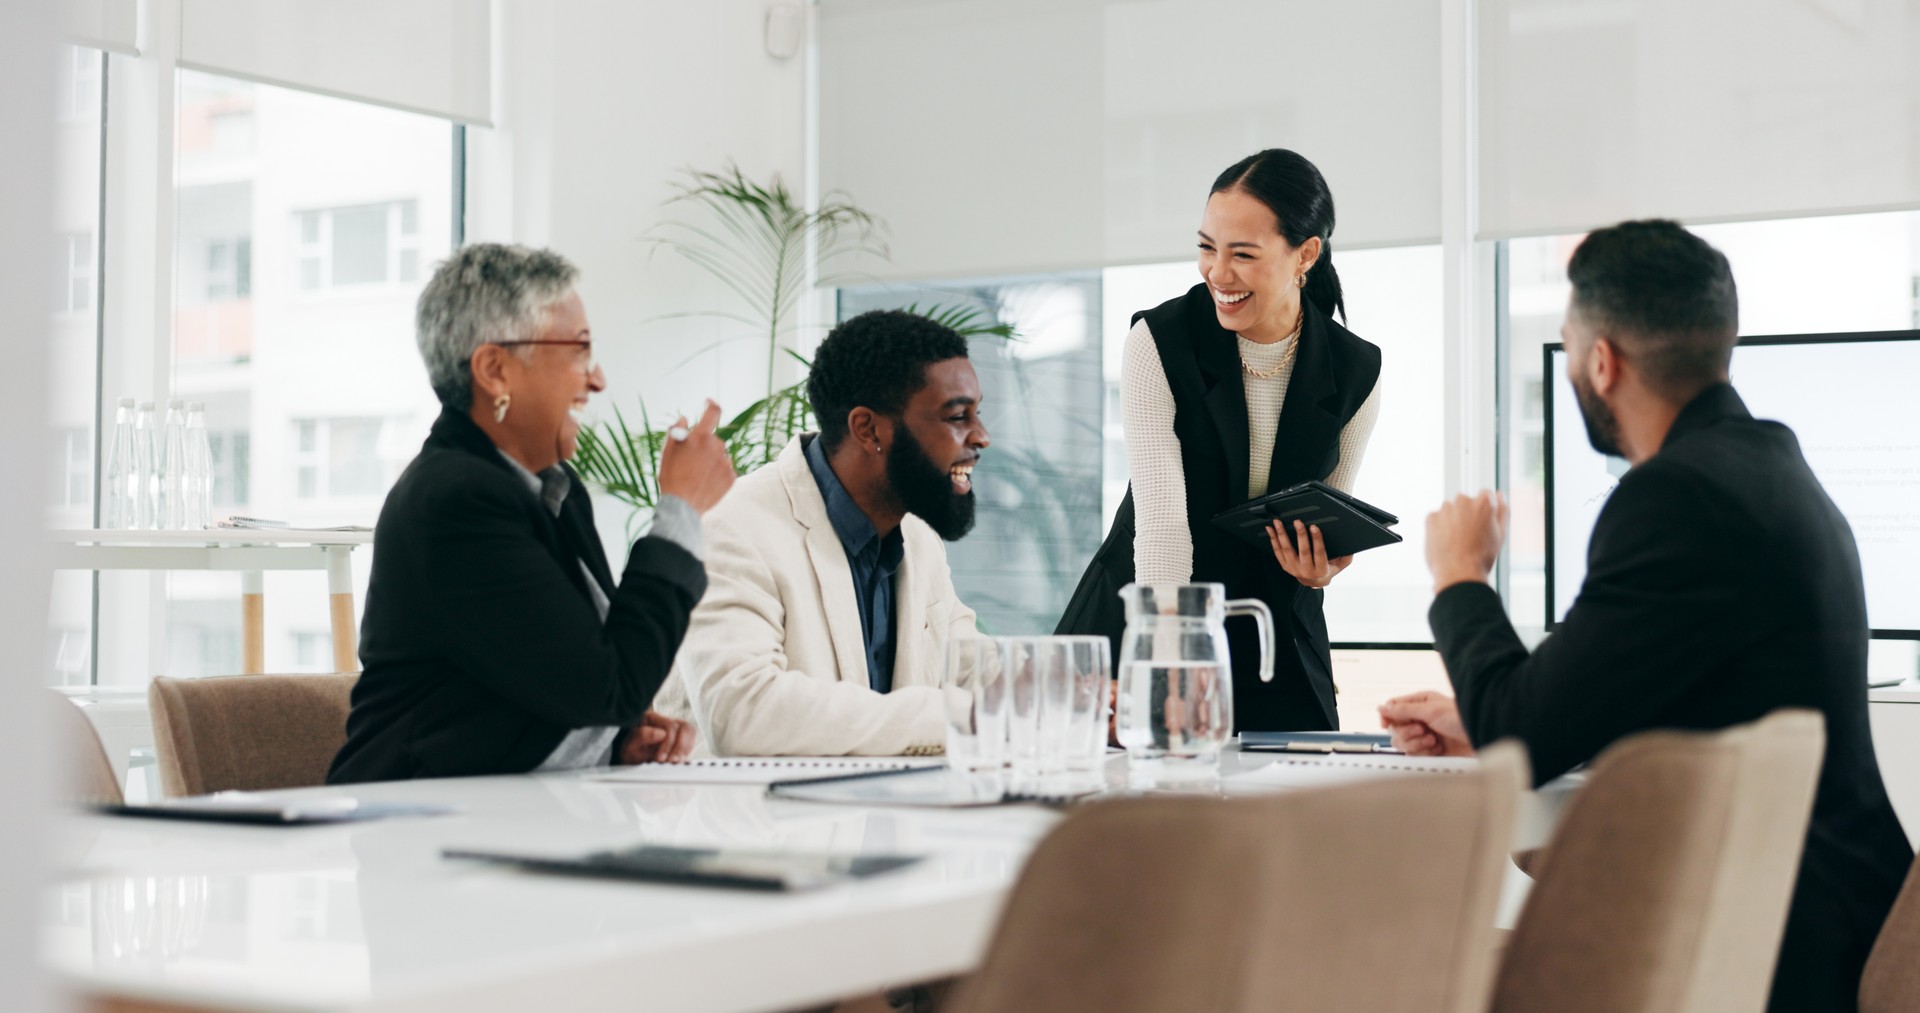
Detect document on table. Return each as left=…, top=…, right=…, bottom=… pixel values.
left=1228, top=754, right=1478, bottom=790
left=587, top=757, right=944, bottom=786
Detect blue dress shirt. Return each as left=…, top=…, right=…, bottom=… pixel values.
left=803, top=434, right=903, bottom=693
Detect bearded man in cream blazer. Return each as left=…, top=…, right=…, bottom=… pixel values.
left=653, top=310, right=990, bottom=755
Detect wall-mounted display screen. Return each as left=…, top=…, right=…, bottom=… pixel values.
left=1545, top=332, right=1920, bottom=638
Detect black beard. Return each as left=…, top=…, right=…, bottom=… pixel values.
left=1572, top=371, right=1625, bottom=459
left=886, top=423, right=976, bottom=541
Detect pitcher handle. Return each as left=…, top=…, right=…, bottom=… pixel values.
left=1224, top=598, right=1275, bottom=683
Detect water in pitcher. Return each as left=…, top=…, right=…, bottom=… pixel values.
left=1116, top=658, right=1233, bottom=761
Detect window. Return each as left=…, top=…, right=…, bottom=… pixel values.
left=1501, top=210, right=1920, bottom=679
left=208, top=430, right=251, bottom=508
left=838, top=276, right=1106, bottom=636
left=293, top=418, right=391, bottom=501
left=56, top=233, right=93, bottom=314
left=296, top=200, right=421, bottom=291
left=291, top=631, right=328, bottom=670
left=205, top=237, right=251, bottom=300
left=137, top=70, right=451, bottom=684
left=46, top=428, right=91, bottom=513
left=58, top=45, right=101, bottom=123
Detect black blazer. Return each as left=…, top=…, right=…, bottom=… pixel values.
left=1431, top=383, right=1910, bottom=1012
left=1058, top=284, right=1380, bottom=731
left=328, top=409, right=707, bottom=784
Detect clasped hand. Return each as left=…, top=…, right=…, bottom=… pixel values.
left=618, top=709, right=697, bottom=765
left=1378, top=691, right=1475, bottom=758
left=1267, top=519, right=1352, bottom=589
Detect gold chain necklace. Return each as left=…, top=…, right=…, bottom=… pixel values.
left=1239, top=312, right=1304, bottom=379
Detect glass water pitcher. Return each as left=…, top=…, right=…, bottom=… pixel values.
left=1114, top=583, right=1273, bottom=766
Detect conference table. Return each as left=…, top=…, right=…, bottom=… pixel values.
left=47, top=751, right=1576, bottom=1013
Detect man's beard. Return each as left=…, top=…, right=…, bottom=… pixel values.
left=1572, top=370, right=1625, bottom=459
left=886, top=424, right=976, bottom=541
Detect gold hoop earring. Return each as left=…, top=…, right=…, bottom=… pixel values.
left=493, top=394, right=511, bottom=423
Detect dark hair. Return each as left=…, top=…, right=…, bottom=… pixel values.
left=808, top=310, right=971, bottom=453
left=1211, top=149, right=1344, bottom=321
left=1567, top=219, right=1739, bottom=401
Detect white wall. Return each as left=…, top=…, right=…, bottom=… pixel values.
left=467, top=0, right=809, bottom=547
left=6, top=1, right=60, bottom=1009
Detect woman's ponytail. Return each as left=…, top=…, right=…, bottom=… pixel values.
left=1302, top=243, right=1344, bottom=322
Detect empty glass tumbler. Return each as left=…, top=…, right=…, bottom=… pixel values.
left=941, top=634, right=1009, bottom=773
left=1036, top=636, right=1112, bottom=773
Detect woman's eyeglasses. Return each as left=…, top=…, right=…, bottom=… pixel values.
left=493, top=340, right=598, bottom=374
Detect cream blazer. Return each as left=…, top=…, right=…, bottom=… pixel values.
left=653, top=437, right=978, bottom=756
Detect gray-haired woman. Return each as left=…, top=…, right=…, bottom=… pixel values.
left=329, top=243, right=734, bottom=784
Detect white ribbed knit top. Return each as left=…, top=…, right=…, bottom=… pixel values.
left=1123, top=317, right=1381, bottom=584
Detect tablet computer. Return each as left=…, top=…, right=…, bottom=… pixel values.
left=443, top=844, right=923, bottom=891
left=1210, top=481, right=1402, bottom=558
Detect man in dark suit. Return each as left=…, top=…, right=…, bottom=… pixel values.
left=1380, top=220, right=1911, bottom=1012
left=329, top=244, right=736, bottom=784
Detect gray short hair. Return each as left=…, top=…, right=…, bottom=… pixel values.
left=416, top=243, right=580, bottom=410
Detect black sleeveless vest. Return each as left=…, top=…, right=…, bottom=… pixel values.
left=1056, top=283, right=1381, bottom=731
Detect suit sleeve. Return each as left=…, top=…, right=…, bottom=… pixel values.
left=675, top=512, right=946, bottom=757
left=1430, top=463, right=1756, bottom=784
left=413, top=469, right=706, bottom=730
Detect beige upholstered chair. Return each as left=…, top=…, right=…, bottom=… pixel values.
left=944, top=742, right=1531, bottom=1013
left=51, top=692, right=124, bottom=806
left=1860, top=851, right=1920, bottom=1012
left=148, top=673, right=358, bottom=798
left=1492, top=709, right=1826, bottom=1013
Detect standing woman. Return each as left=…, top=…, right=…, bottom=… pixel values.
left=1058, top=149, right=1381, bottom=732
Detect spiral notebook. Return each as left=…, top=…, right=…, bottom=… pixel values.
left=587, top=757, right=943, bottom=786
left=1229, top=754, right=1476, bottom=791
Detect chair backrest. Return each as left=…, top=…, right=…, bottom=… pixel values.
left=1859, top=851, right=1920, bottom=1012
left=1494, top=709, right=1826, bottom=1013
left=50, top=692, right=123, bottom=806
left=149, top=673, right=358, bottom=798
left=946, top=742, right=1531, bottom=1013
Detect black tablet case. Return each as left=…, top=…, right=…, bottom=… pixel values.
left=1210, top=481, right=1402, bottom=558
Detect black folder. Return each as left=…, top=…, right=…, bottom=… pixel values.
left=1210, top=481, right=1402, bottom=558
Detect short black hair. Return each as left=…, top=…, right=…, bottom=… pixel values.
left=1567, top=219, right=1739, bottom=401
left=808, top=310, right=971, bottom=453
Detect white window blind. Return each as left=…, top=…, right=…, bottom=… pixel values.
left=818, top=0, right=1442, bottom=282
left=178, top=0, right=491, bottom=126
left=1478, top=0, right=1920, bottom=239
left=64, top=0, right=138, bottom=55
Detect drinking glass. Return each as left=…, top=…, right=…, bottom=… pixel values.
left=941, top=634, right=1008, bottom=772
left=1042, top=636, right=1112, bottom=772
left=1002, top=637, right=1045, bottom=776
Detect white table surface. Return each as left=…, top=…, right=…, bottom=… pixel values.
left=49, top=528, right=373, bottom=546
left=46, top=752, right=1573, bottom=1013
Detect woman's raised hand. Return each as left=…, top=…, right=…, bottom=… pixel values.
left=656, top=399, right=734, bottom=513
left=1267, top=519, right=1352, bottom=589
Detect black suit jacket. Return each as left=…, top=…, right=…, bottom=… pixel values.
left=328, top=409, right=707, bottom=784
left=1431, top=383, right=1910, bottom=1012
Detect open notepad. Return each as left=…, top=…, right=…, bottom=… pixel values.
left=586, top=757, right=944, bottom=787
